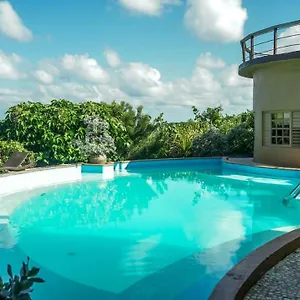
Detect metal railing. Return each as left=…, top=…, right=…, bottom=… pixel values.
left=241, top=20, right=300, bottom=63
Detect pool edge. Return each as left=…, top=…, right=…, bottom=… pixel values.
left=209, top=229, right=300, bottom=300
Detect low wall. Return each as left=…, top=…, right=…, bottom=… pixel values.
left=115, top=157, right=222, bottom=171
left=0, top=165, right=82, bottom=197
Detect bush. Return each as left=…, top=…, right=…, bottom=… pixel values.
left=0, top=141, right=36, bottom=168
left=128, top=127, right=170, bottom=160
left=192, top=127, right=228, bottom=157
left=0, top=100, right=155, bottom=164
left=0, top=257, right=44, bottom=300
left=169, top=123, right=203, bottom=158
left=75, top=116, right=116, bottom=159
left=227, top=124, right=254, bottom=155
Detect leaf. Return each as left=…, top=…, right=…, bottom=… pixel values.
left=28, top=277, right=45, bottom=283
left=7, top=264, right=13, bottom=279
left=20, top=261, right=28, bottom=278
left=16, top=293, right=31, bottom=300
left=21, top=281, right=33, bottom=291
left=27, top=267, right=39, bottom=277
left=14, top=281, right=23, bottom=295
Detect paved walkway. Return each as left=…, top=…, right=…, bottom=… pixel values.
left=245, top=248, right=300, bottom=300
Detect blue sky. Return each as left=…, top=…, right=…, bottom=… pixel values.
left=1, top=0, right=300, bottom=121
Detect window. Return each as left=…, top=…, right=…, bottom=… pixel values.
left=263, top=111, right=300, bottom=147
left=271, top=112, right=290, bottom=145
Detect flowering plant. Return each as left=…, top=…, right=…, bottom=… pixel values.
left=75, top=116, right=116, bottom=158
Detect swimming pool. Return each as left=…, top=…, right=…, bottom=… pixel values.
left=1, top=158, right=300, bottom=299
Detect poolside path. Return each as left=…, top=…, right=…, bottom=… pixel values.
left=245, top=248, right=300, bottom=300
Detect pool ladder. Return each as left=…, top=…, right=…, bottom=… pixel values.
left=283, top=183, right=300, bottom=206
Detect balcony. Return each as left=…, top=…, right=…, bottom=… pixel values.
left=239, top=20, right=300, bottom=78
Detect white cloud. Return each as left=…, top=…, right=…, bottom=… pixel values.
left=118, top=0, right=182, bottom=16
left=0, top=49, right=253, bottom=121
left=34, top=70, right=53, bottom=84
left=196, top=52, right=226, bottom=69
left=0, top=88, right=32, bottom=115
left=0, top=51, right=23, bottom=79
left=278, top=25, right=300, bottom=54
left=184, top=0, right=247, bottom=43
left=219, top=64, right=252, bottom=87
left=0, top=1, right=33, bottom=42
left=118, top=62, right=172, bottom=97
left=61, top=54, right=110, bottom=83
left=104, top=48, right=121, bottom=68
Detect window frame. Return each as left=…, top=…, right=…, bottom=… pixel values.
left=270, top=111, right=291, bottom=147
left=262, top=110, right=292, bottom=147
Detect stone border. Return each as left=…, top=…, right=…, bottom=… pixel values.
left=209, top=229, right=300, bottom=300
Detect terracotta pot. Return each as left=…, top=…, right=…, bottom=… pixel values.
left=88, top=154, right=107, bottom=164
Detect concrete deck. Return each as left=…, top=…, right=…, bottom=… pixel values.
left=245, top=248, right=300, bottom=299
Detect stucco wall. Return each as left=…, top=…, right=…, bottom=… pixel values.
left=253, top=59, right=300, bottom=167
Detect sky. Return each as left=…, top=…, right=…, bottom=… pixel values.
left=1, top=0, right=300, bottom=121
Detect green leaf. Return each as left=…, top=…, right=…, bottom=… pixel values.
left=16, top=294, right=31, bottom=300
left=14, top=281, right=23, bottom=295
left=27, top=267, right=40, bottom=277
left=21, top=281, right=34, bottom=291
left=7, top=264, right=13, bottom=279
left=28, top=277, right=45, bottom=283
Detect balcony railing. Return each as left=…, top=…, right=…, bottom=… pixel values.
left=241, top=20, right=300, bottom=63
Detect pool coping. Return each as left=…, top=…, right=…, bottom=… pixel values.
left=0, top=163, right=82, bottom=178
left=209, top=229, right=300, bottom=300
left=222, top=157, right=300, bottom=171
left=2, top=156, right=300, bottom=177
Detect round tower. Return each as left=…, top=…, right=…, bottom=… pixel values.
left=239, top=20, right=300, bottom=168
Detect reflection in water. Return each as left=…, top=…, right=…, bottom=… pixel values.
left=7, top=167, right=300, bottom=297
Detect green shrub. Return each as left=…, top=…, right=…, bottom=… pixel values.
left=128, top=128, right=170, bottom=160
left=0, top=101, right=254, bottom=163
left=75, top=116, right=116, bottom=160
left=192, top=127, right=228, bottom=157
left=227, top=123, right=254, bottom=155
left=0, top=100, right=157, bottom=164
left=169, top=123, right=203, bottom=158
left=0, top=257, right=44, bottom=300
left=0, top=141, right=36, bottom=168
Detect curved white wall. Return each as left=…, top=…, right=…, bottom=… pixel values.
left=0, top=166, right=82, bottom=197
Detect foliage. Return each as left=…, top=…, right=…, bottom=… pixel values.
left=75, top=116, right=116, bottom=159
left=0, top=100, right=255, bottom=163
left=192, top=127, right=228, bottom=157
left=0, top=141, right=36, bottom=168
left=227, top=123, right=254, bottom=155
left=110, top=101, right=154, bottom=144
left=128, top=124, right=172, bottom=160
left=192, top=105, right=224, bottom=128
left=0, top=100, right=140, bottom=164
left=168, top=122, right=203, bottom=158
left=0, top=257, right=44, bottom=300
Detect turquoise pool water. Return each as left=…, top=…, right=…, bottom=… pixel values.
left=2, top=161, right=300, bottom=299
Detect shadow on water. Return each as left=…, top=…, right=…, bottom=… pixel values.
left=120, top=230, right=285, bottom=300
left=0, top=223, right=286, bottom=300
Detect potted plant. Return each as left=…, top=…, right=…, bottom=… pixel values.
left=0, top=257, right=45, bottom=300
left=76, top=116, right=116, bottom=164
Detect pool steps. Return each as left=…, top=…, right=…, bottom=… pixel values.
left=283, top=182, right=300, bottom=205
